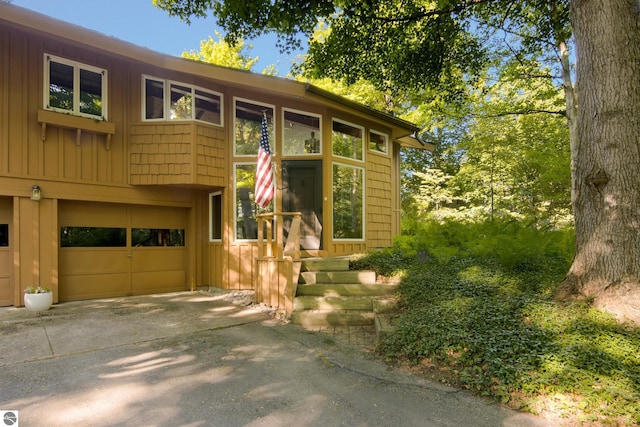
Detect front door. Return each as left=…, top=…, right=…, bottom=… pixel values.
left=282, top=160, right=323, bottom=250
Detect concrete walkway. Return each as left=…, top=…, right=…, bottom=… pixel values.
left=0, top=290, right=555, bottom=427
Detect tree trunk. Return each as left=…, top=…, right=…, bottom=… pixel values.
left=557, top=0, right=640, bottom=324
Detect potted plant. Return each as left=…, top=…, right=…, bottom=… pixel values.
left=24, top=285, right=53, bottom=312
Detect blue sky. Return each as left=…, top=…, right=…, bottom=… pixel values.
left=12, top=0, right=297, bottom=73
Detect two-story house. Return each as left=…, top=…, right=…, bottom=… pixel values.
left=0, top=4, right=427, bottom=309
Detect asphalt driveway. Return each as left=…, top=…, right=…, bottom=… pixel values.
left=0, top=290, right=554, bottom=427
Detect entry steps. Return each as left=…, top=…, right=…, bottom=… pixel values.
left=290, top=256, right=398, bottom=329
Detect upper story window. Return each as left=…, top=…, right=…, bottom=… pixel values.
left=45, top=54, right=107, bottom=120
left=234, top=98, right=274, bottom=156
left=283, top=109, right=321, bottom=155
left=332, top=119, right=363, bottom=161
left=369, top=130, right=389, bottom=154
left=143, top=75, right=222, bottom=126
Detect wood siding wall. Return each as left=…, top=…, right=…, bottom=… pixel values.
left=1, top=12, right=412, bottom=303
left=366, top=153, right=393, bottom=249
left=130, top=123, right=227, bottom=187
left=0, top=25, right=128, bottom=185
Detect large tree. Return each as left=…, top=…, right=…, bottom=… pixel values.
left=154, top=0, right=640, bottom=324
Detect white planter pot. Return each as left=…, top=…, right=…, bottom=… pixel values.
left=24, top=292, right=53, bottom=312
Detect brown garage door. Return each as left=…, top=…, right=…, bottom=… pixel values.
left=0, top=198, right=13, bottom=306
left=59, top=201, right=187, bottom=301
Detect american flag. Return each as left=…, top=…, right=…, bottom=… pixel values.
left=254, top=112, right=274, bottom=209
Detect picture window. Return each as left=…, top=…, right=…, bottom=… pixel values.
left=332, top=119, right=363, bottom=161
left=283, top=109, right=321, bottom=155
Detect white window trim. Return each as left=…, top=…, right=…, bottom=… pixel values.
left=141, top=75, right=223, bottom=126
left=331, top=118, right=365, bottom=162
left=233, top=97, right=276, bottom=158
left=331, top=161, right=366, bottom=242
left=369, top=129, right=389, bottom=155
left=281, top=107, right=322, bottom=156
left=233, top=162, right=258, bottom=242
left=44, top=54, right=108, bottom=120
left=209, top=191, right=223, bottom=242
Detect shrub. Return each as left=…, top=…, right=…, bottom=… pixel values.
left=371, top=229, right=640, bottom=425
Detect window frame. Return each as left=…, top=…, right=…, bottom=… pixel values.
left=141, top=75, right=223, bottom=126
left=331, top=118, right=364, bottom=162
left=44, top=54, right=108, bottom=120
left=233, top=162, right=261, bottom=242
left=233, top=97, right=276, bottom=157
left=331, top=161, right=366, bottom=241
left=369, top=130, right=389, bottom=155
left=282, top=108, right=322, bottom=156
left=209, top=191, right=223, bottom=242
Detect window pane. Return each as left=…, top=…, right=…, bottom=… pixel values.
left=283, top=110, right=321, bottom=155
left=370, top=131, right=388, bottom=153
left=235, top=100, right=273, bottom=156
left=79, top=68, right=103, bottom=117
left=132, top=229, right=185, bottom=246
left=60, top=227, right=126, bottom=247
left=49, top=60, right=74, bottom=111
left=170, top=83, right=192, bottom=120
left=145, top=78, right=164, bottom=119
left=210, top=193, right=222, bottom=240
left=332, top=121, right=363, bottom=160
left=0, top=224, right=8, bottom=247
left=195, top=89, right=221, bottom=125
left=235, top=164, right=258, bottom=239
left=332, top=164, right=364, bottom=239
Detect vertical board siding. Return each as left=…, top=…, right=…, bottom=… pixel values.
left=0, top=27, right=9, bottom=174
left=2, top=27, right=125, bottom=185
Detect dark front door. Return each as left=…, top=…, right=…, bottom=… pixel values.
left=282, top=160, right=323, bottom=250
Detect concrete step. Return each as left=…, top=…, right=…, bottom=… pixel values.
left=300, top=270, right=376, bottom=285
left=301, top=257, right=349, bottom=272
left=375, top=314, right=396, bottom=342
left=293, top=296, right=374, bottom=312
left=296, top=283, right=399, bottom=297
left=290, top=310, right=376, bottom=328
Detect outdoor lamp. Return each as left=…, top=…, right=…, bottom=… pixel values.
left=31, top=184, right=41, bottom=201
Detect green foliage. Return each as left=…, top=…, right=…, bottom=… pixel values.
left=366, top=223, right=640, bottom=425
left=181, top=31, right=259, bottom=71
left=403, top=60, right=572, bottom=229
left=399, top=219, right=574, bottom=272
left=350, top=246, right=417, bottom=278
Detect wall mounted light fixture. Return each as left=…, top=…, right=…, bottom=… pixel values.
left=31, top=184, right=42, bottom=201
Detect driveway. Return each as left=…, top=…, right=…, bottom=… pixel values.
left=0, top=290, right=553, bottom=427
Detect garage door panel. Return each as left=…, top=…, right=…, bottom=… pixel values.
left=60, top=202, right=128, bottom=227
left=0, top=250, right=10, bottom=270
left=131, top=206, right=186, bottom=228
left=60, top=249, right=129, bottom=275
left=0, top=277, right=11, bottom=306
left=131, top=248, right=185, bottom=272
left=59, top=273, right=130, bottom=301
left=59, top=202, right=187, bottom=301
left=132, top=270, right=186, bottom=294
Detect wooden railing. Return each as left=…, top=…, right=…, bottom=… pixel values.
left=255, top=212, right=302, bottom=315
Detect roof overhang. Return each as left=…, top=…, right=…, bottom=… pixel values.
left=2, top=3, right=433, bottom=151
left=396, top=133, right=435, bottom=150
left=305, top=84, right=432, bottom=150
